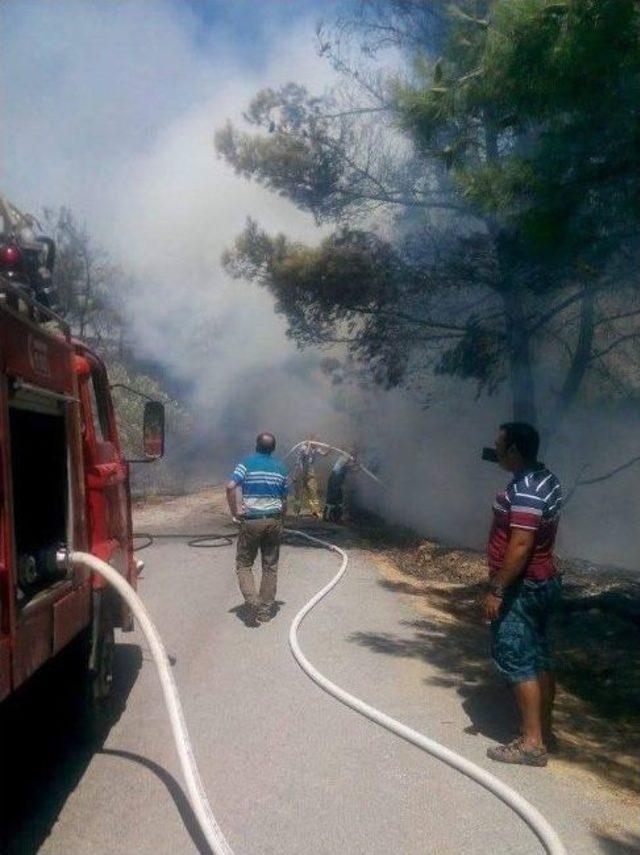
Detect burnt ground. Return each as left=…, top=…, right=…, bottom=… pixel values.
left=348, top=507, right=640, bottom=806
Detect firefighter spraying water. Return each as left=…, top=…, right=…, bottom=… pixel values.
left=323, top=448, right=361, bottom=523
left=291, top=434, right=329, bottom=517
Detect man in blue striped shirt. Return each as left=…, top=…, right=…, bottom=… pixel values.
left=226, top=432, right=288, bottom=623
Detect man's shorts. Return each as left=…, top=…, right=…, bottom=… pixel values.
left=491, top=576, right=562, bottom=684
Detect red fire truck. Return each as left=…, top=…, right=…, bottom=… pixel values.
left=0, top=198, right=164, bottom=707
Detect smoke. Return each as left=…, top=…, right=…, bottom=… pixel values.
left=354, top=385, right=640, bottom=571
left=2, top=0, right=340, bottom=438
left=3, top=2, right=639, bottom=569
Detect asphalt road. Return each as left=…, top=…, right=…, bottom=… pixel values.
left=2, top=493, right=637, bottom=854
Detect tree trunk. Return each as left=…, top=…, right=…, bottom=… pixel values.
left=548, top=286, right=595, bottom=433
left=502, top=289, right=538, bottom=424
left=490, top=217, right=538, bottom=425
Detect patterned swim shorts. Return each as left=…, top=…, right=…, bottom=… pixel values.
left=491, top=576, right=562, bottom=684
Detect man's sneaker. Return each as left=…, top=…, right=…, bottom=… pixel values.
left=241, top=603, right=260, bottom=626
left=487, top=738, right=548, bottom=767
left=256, top=605, right=273, bottom=623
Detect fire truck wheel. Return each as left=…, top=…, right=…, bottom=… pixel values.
left=92, top=625, right=115, bottom=701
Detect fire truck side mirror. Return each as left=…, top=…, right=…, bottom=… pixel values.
left=143, top=401, right=165, bottom=460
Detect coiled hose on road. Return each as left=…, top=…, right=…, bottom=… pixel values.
left=133, top=532, right=234, bottom=551
left=71, top=452, right=566, bottom=855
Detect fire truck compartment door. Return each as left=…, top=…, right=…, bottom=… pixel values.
left=53, top=585, right=91, bottom=655
left=12, top=605, right=52, bottom=689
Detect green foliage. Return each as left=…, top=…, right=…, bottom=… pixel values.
left=223, top=218, right=490, bottom=392
left=436, top=322, right=505, bottom=395
left=225, top=220, right=403, bottom=339
left=397, top=0, right=640, bottom=263
left=215, top=85, right=347, bottom=222
left=484, top=0, right=638, bottom=119
left=485, top=0, right=640, bottom=259
left=218, top=0, right=640, bottom=421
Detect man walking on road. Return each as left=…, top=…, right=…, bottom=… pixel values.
left=482, top=422, right=563, bottom=767
left=226, top=432, right=288, bottom=624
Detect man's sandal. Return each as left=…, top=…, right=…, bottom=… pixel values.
left=508, top=732, right=559, bottom=753
left=487, top=738, right=549, bottom=767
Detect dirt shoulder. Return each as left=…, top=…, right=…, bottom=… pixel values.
left=132, top=487, right=229, bottom=531
left=351, top=509, right=640, bottom=801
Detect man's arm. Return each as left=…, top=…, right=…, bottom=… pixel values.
left=495, top=528, right=536, bottom=587
left=226, top=480, right=241, bottom=519
left=482, top=528, right=535, bottom=621
left=226, top=461, right=246, bottom=519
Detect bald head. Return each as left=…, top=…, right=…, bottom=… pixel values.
left=256, top=432, right=276, bottom=454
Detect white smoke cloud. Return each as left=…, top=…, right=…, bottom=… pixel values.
left=2, top=0, right=336, bottom=409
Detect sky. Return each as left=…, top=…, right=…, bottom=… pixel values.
left=183, top=0, right=339, bottom=55
left=1, top=0, right=341, bottom=409
left=1, top=0, right=339, bottom=221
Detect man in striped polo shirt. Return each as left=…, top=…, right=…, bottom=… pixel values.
left=226, top=432, right=288, bottom=624
left=482, top=422, right=562, bottom=767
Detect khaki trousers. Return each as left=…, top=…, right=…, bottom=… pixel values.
left=293, top=470, right=321, bottom=516
left=235, top=516, right=283, bottom=607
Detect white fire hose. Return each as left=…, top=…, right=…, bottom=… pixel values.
left=66, top=552, right=233, bottom=855
left=286, top=530, right=567, bottom=855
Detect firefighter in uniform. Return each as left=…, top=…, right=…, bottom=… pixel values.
left=292, top=435, right=329, bottom=517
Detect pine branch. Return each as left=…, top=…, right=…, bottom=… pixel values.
left=566, top=455, right=640, bottom=505
left=590, top=331, right=640, bottom=361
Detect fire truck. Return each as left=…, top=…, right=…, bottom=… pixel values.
left=0, top=196, right=164, bottom=708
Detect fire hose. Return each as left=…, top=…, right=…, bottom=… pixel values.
left=286, top=529, right=567, bottom=855
left=133, top=532, right=234, bottom=551
left=284, top=440, right=383, bottom=486
left=283, top=449, right=565, bottom=853
left=63, top=551, right=234, bottom=855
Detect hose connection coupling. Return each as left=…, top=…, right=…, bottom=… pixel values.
left=54, top=545, right=71, bottom=575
